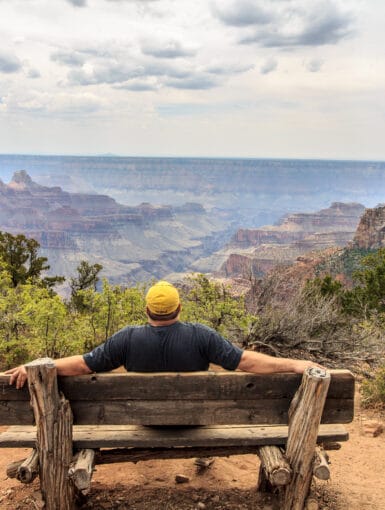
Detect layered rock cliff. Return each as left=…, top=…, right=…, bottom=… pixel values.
left=192, top=202, right=365, bottom=278
left=352, top=206, right=385, bottom=249
left=0, top=172, right=233, bottom=285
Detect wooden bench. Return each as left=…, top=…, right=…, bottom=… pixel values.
left=0, top=359, right=354, bottom=510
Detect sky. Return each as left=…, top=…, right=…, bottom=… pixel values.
left=0, top=0, right=384, bottom=160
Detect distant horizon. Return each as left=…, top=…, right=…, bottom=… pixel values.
left=1, top=153, right=385, bottom=165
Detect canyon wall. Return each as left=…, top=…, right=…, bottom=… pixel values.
left=193, top=202, right=366, bottom=278
left=352, top=206, right=385, bottom=250
left=0, top=171, right=233, bottom=286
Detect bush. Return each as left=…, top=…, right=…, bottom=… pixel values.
left=362, top=364, right=385, bottom=408
left=181, top=273, right=257, bottom=345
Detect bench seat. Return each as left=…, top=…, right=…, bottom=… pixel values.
left=0, top=423, right=349, bottom=449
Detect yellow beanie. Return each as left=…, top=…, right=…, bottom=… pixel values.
left=146, top=281, right=180, bottom=315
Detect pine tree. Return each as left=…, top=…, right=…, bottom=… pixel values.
left=0, top=231, right=64, bottom=288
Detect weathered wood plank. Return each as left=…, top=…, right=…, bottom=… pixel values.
left=0, top=370, right=354, bottom=401
left=58, top=370, right=354, bottom=400
left=94, top=446, right=260, bottom=464
left=0, top=370, right=354, bottom=426
left=69, top=398, right=353, bottom=425
left=0, top=401, right=34, bottom=425
left=0, top=423, right=349, bottom=448
left=0, top=380, right=30, bottom=401
left=0, top=397, right=353, bottom=426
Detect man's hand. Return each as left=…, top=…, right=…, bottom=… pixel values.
left=289, top=359, right=325, bottom=374
left=5, top=356, right=92, bottom=389
left=5, top=365, right=28, bottom=389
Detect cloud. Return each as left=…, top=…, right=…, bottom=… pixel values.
left=0, top=51, right=22, bottom=74
left=143, top=62, right=192, bottom=79
left=66, top=0, right=87, bottom=6
left=115, top=80, right=159, bottom=91
left=212, top=0, right=274, bottom=27
left=141, top=39, right=196, bottom=59
left=298, top=4, right=354, bottom=46
left=260, top=57, right=277, bottom=75
left=305, top=58, right=324, bottom=72
left=26, top=68, right=41, bottom=79
left=4, top=90, right=104, bottom=117
left=164, top=75, right=218, bottom=90
left=67, top=56, right=193, bottom=86
left=215, top=1, right=355, bottom=48
left=206, top=63, right=253, bottom=75
left=51, top=50, right=85, bottom=67
left=68, top=63, right=143, bottom=86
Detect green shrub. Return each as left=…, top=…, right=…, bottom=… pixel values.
left=362, top=363, right=385, bottom=408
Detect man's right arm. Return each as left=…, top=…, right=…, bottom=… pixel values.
left=5, top=355, right=92, bottom=389
left=237, top=350, right=323, bottom=374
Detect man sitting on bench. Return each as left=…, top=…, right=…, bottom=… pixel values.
left=6, top=281, right=322, bottom=389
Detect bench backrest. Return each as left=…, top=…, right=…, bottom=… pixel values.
left=0, top=369, right=354, bottom=426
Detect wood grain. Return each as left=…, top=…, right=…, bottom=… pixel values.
left=0, top=370, right=354, bottom=426
left=0, top=423, right=349, bottom=449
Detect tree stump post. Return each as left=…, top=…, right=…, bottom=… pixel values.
left=26, top=358, right=75, bottom=510
left=282, top=367, right=330, bottom=510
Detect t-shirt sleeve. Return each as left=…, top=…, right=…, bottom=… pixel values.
left=198, top=325, right=243, bottom=370
left=83, top=328, right=130, bottom=372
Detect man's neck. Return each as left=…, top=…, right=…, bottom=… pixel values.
left=147, top=317, right=179, bottom=327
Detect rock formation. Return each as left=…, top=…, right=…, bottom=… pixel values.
left=352, top=206, right=385, bottom=249
left=194, top=202, right=365, bottom=278
left=0, top=172, right=232, bottom=286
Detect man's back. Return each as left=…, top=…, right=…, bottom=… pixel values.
left=83, top=322, right=243, bottom=373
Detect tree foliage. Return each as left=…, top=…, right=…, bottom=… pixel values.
left=0, top=231, right=64, bottom=289
left=180, top=274, right=256, bottom=345
left=70, top=260, right=103, bottom=311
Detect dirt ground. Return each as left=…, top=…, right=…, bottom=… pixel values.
left=0, top=399, right=384, bottom=510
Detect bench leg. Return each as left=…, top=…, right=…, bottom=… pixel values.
left=282, top=368, right=331, bottom=510
left=26, top=358, right=75, bottom=510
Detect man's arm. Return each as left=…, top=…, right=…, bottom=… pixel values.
left=237, top=350, right=323, bottom=374
left=5, top=355, right=92, bottom=389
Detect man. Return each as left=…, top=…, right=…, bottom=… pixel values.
left=6, top=281, right=321, bottom=389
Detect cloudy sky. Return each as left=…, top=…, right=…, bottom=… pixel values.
left=0, top=0, right=384, bottom=160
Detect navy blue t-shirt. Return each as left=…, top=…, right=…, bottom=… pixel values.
left=83, top=322, right=243, bottom=372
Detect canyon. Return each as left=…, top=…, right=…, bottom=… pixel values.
left=193, top=202, right=366, bottom=278
left=1, top=155, right=384, bottom=226
left=0, top=155, right=384, bottom=289
left=0, top=171, right=233, bottom=286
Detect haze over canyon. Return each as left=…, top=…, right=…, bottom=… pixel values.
left=0, top=155, right=384, bottom=288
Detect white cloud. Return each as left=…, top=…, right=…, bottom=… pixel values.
left=260, top=57, right=277, bottom=75
left=3, top=90, right=105, bottom=117
left=305, top=58, right=324, bottom=72
left=213, top=1, right=356, bottom=48
left=51, top=50, right=86, bottom=67
left=26, top=68, right=41, bottom=79
left=211, top=0, right=274, bottom=27
left=66, top=0, right=87, bottom=7
left=0, top=51, right=22, bottom=73
left=141, top=39, right=197, bottom=59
